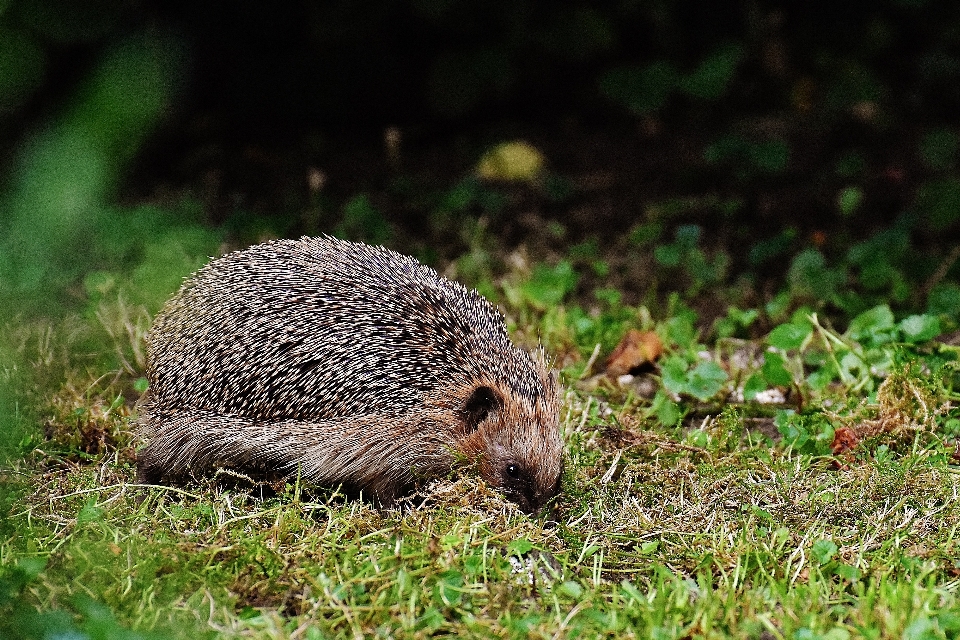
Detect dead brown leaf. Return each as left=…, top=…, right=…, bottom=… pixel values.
left=604, top=330, right=663, bottom=376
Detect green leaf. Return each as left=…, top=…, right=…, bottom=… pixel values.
left=415, top=607, right=445, bottom=633
left=660, top=356, right=690, bottom=396
left=937, top=612, right=960, bottom=634
left=687, top=429, right=710, bottom=447
left=463, top=555, right=483, bottom=576
left=686, top=361, right=728, bottom=401
left=743, top=372, right=767, bottom=401
left=77, top=498, right=104, bottom=525
left=441, top=177, right=480, bottom=211
left=651, top=390, right=681, bottom=427
left=435, top=570, right=463, bottom=607
left=898, top=314, right=941, bottom=343
left=507, top=538, right=534, bottom=557
left=834, top=564, right=860, bottom=581
left=674, top=224, right=702, bottom=248
left=847, top=304, right=895, bottom=342
left=806, top=362, right=837, bottom=391
left=775, top=410, right=808, bottom=449
left=835, top=150, right=867, bottom=178
left=811, top=539, right=838, bottom=565
left=787, top=249, right=842, bottom=299
left=944, top=418, right=960, bottom=436
left=716, top=306, right=759, bottom=338
left=521, top=261, right=578, bottom=309
left=639, top=541, right=659, bottom=554
left=504, top=614, right=542, bottom=634
left=751, top=506, right=773, bottom=522
left=663, top=313, right=696, bottom=347
left=767, top=323, right=811, bottom=350
left=336, top=193, right=391, bottom=245
left=0, top=27, right=48, bottom=114
left=747, top=140, right=790, bottom=174
left=558, top=581, right=583, bottom=599
left=238, top=605, right=259, bottom=620
left=761, top=351, right=793, bottom=387
left=654, top=243, right=682, bottom=267
left=837, top=186, right=864, bottom=216
left=680, top=43, right=743, bottom=100
left=620, top=579, right=645, bottom=604
left=902, top=616, right=936, bottom=640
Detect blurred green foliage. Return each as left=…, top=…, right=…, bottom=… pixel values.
left=599, top=42, right=744, bottom=115
left=1, top=556, right=162, bottom=640
left=0, top=30, right=219, bottom=469
left=1, top=32, right=186, bottom=308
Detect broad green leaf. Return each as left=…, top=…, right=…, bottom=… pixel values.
left=77, top=499, right=103, bottom=525
left=928, top=282, right=960, bottom=317
left=834, top=564, right=860, bottom=581
left=507, top=538, right=534, bottom=556
left=806, top=362, right=837, bottom=391
left=916, top=176, right=960, bottom=231
left=768, top=323, right=810, bottom=350
left=686, top=360, right=728, bottom=401
left=652, top=390, right=681, bottom=427
left=660, top=356, right=689, bottom=396
left=761, top=351, right=793, bottom=386
left=743, top=372, right=767, bottom=401
left=654, top=243, right=682, bottom=267
left=837, top=186, right=863, bottom=216
left=639, top=541, right=659, bottom=554
left=520, top=261, right=578, bottom=309
left=898, top=314, right=941, bottom=343
left=558, top=581, right=583, bottom=599
left=847, top=304, right=895, bottom=342
left=415, top=607, right=445, bottom=633
left=663, top=312, right=696, bottom=347
left=680, top=43, right=743, bottom=100
left=811, top=539, right=838, bottom=565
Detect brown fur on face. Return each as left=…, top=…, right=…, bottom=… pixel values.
left=443, top=372, right=562, bottom=513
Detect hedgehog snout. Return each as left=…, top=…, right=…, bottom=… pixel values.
left=498, top=459, right=545, bottom=513
left=477, top=430, right=561, bottom=514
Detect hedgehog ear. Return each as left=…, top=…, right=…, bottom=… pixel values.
left=463, top=386, right=502, bottom=432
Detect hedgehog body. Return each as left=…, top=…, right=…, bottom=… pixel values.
left=137, top=236, right=562, bottom=511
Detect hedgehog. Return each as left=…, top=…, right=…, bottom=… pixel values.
left=136, top=236, right=563, bottom=512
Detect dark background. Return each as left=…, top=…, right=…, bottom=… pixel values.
left=2, top=0, right=960, bottom=321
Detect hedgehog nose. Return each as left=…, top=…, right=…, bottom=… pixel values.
left=505, top=486, right=537, bottom=514
left=520, top=491, right=537, bottom=514
left=526, top=487, right=559, bottom=515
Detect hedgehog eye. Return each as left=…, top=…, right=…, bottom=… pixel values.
left=463, top=385, right=501, bottom=432
left=505, top=463, right=520, bottom=479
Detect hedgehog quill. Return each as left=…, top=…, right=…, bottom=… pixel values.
left=136, top=236, right=563, bottom=512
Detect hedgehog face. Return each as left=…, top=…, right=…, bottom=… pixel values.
left=458, top=378, right=563, bottom=514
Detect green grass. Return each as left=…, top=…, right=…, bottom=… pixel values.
left=7, top=418, right=960, bottom=638
left=3, top=277, right=960, bottom=639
